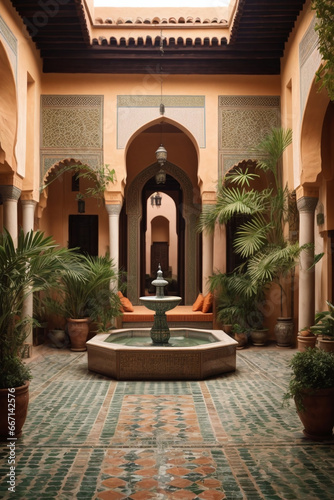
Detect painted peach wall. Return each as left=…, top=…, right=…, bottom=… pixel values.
left=0, top=0, right=42, bottom=197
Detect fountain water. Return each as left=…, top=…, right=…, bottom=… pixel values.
left=87, top=267, right=237, bottom=380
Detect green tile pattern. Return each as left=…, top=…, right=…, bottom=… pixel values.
left=1, top=346, right=334, bottom=499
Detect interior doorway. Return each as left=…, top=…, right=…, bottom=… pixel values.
left=68, top=215, right=98, bottom=255
left=141, top=174, right=185, bottom=299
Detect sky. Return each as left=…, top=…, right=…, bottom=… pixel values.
left=95, top=1, right=230, bottom=6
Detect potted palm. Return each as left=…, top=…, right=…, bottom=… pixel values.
left=52, top=253, right=121, bottom=351
left=0, top=229, right=74, bottom=439
left=310, top=301, right=334, bottom=352
left=200, top=128, right=310, bottom=346
left=209, top=271, right=267, bottom=346
left=283, top=348, right=334, bottom=440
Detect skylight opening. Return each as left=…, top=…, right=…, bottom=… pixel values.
left=95, top=1, right=230, bottom=6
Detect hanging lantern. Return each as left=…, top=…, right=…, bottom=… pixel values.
left=151, top=192, right=162, bottom=207
left=155, top=168, right=166, bottom=185
left=155, top=144, right=167, bottom=166
left=78, top=199, right=85, bottom=213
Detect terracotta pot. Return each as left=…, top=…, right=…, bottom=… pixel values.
left=67, top=318, right=90, bottom=351
left=296, top=387, right=334, bottom=440
left=250, top=328, right=268, bottom=346
left=317, top=338, right=334, bottom=353
left=297, top=334, right=317, bottom=352
left=0, top=382, right=30, bottom=440
left=222, top=324, right=233, bottom=335
left=274, top=317, right=294, bottom=347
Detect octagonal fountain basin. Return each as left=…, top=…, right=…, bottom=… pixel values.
left=86, top=328, right=237, bottom=380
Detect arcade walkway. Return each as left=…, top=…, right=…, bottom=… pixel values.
left=1, top=344, right=333, bottom=499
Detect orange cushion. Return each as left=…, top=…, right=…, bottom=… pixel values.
left=120, top=296, right=134, bottom=312
left=202, top=292, right=213, bottom=313
left=192, top=293, right=204, bottom=311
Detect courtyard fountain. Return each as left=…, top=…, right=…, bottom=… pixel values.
left=87, top=267, right=237, bottom=380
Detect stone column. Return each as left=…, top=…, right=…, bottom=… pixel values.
left=297, top=196, right=318, bottom=331
left=106, top=203, right=122, bottom=290
left=202, top=228, right=214, bottom=295
left=0, top=185, right=21, bottom=243
left=21, top=199, right=37, bottom=234
left=21, top=199, right=37, bottom=347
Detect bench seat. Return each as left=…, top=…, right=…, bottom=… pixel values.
left=119, top=305, right=214, bottom=329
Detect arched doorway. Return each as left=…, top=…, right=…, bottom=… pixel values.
left=125, top=161, right=200, bottom=305
left=142, top=175, right=184, bottom=298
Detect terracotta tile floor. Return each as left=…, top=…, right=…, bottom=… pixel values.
left=1, top=344, right=334, bottom=499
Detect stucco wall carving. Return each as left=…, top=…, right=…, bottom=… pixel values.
left=219, top=95, right=280, bottom=178
left=40, top=95, right=103, bottom=178
left=117, top=95, right=205, bottom=149
left=0, top=16, right=17, bottom=81
left=299, top=15, right=322, bottom=117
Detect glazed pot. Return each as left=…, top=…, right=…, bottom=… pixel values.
left=234, top=332, right=248, bottom=349
left=67, top=318, right=90, bottom=351
left=274, top=317, right=294, bottom=347
left=0, top=382, right=30, bottom=440
left=296, top=387, right=334, bottom=440
left=250, top=328, right=268, bottom=346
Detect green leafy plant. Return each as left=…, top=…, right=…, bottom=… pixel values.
left=310, top=301, right=334, bottom=340
left=200, top=128, right=310, bottom=317
left=283, top=348, right=334, bottom=411
left=0, top=229, right=75, bottom=388
left=48, top=253, right=121, bottom=329
left=41, top=163, right=116, bottom=205
left=209, top=271, right=264, bottom=330
left=312, top=0, right=334, bottom=101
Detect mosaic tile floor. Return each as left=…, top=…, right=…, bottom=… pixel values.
left=1, top=344, right=334, bottom=499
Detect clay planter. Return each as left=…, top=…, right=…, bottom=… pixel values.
left=67, top=318, right=90, bottom=351
left=250, top=328, right=268, bottom=346
left=222, top=324, right=233, bottom=335
left=0, top=382, right=30, bottom=440
left=274, top=317, right=294, bottom=347
left=297, top=334, right=317, bottom=352
left=296, top=387, right=334, bottom=440
left=317, top=338, right=334, bottom=353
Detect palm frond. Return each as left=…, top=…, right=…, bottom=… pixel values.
left=233, top=215, right=272, bottom=258
left=253, top=128, right=292, bottom=175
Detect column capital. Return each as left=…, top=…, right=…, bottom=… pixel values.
left=202, top=191, right=216, bottom=205
left=0, top=185, right=21, bottom=201
left=21, top=199, right=37, bottom=208
left=105, top=203, right=122, bottom=216
left=297, top=196, right=318, bottom=213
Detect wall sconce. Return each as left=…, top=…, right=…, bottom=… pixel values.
left=78, top=199, right=85, bottom=213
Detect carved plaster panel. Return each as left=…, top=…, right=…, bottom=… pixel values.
left=218, top=96, right=280, bottom=178
left=40, top=95, right=104, bottom=178
left=299, top=16, right=322, bottom=117
left=0, top=16, right=17, bottom=81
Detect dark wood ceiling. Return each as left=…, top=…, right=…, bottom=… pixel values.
left=10, top=0, right=307, bottom=75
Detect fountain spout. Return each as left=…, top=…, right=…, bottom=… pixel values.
left=140, top=265, right=181, bottom=345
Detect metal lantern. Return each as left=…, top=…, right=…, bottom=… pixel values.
left=155, top=144, right=167, bottom=166
left=155, top=168, right=166, bottom=185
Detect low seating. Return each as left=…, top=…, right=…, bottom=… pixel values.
left=119, top=305, right=214, bottom=329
